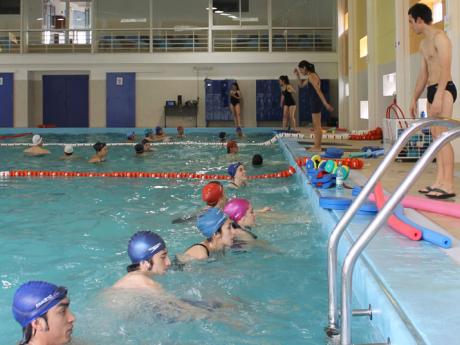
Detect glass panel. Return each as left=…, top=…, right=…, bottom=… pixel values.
left=153, top=0, right=208, bottom=28
left=0, top=0, right=20, bottom=29
left=241, top=0, right=267, bottom=26
left=96, top=0, right=150, bottom=29
left=212, top=0, right=238, bottom=26
left=272, top=0, right=335, bottom=27
left=25, top=0, right=43, bottom=30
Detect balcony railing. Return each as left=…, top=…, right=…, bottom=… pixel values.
left=0, top=27, right=334, bottom=54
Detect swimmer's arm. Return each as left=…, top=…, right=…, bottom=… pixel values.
left=294, top=68, right=308, bottom=88
left=411, top=46, right=429, bottom=106
left=255, top=207, right=272, bottom=214
left=432, top=33, right=452, bottom=109
left=287, top=85, right=296, bottom=94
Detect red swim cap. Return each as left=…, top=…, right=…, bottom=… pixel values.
left=202, top=182, right=224, bottom=206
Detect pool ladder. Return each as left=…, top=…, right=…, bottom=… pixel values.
left=325, top=118, right=460, bottom=345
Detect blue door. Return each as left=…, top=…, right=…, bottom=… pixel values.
left=205, top=79, right=235, bottom=122
left=106, top=73, right=136, bottom=127
left=298, top=79, right=330, bottom=124
left=43, top=75, right=89, bottom=127
left=0, top=73, right=14, bottom=127
left=256, top=80, right=283, bottom=122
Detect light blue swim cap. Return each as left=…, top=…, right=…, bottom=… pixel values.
left=12, top=281, right=68, bottom=328
left=144, top=129, right=153, bottom=136
left=128, top=231, right=166, bottom=264
left=197, top=208, right=228, bottom=238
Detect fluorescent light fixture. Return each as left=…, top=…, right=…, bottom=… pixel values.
left=220, top=13, right=230, bottom=16
left=120, top=18, right=147, bottom=23
left=206, top=7, right=217, bottom=10
left=57, top=18, right=65, bottom=21
left=360, top=100, right=369, bottom=119
left=359, top=35, right=368, bottom=58
left=229, top=15, right=238, bottom=19
left=214, top=10, right=224, bottom=14
left=36, top=17, right=43, bottom=21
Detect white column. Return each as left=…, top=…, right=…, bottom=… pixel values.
left=347, top=0, right=359, bottom=131
left=394, top=0, right=411, bottom=115
left=337, top=0, right=348, bottom=129
left=366, top=0, right=378, bottom=129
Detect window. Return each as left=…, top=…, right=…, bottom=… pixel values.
left=213, top=0, right=267, bottom=26
left=382, top=73, right=396, bottom=97
left=96, top=0, right=150, bottom=29
left=359, top=35, right=367, bottom=58
left=360, top=100, right=369, bottom=119
left=272, top=0, right=334, bottom=27
left=153, top=0, right=208, bottom=28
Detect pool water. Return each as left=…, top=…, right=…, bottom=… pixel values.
left=0, top=132, right=380, bottom=344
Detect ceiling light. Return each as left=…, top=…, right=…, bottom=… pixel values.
left=36, top=17, right=43, bottom=21
left=205, top=7, right=217, bottom=10
left=57, top=18, right=65, bottom=21
left=214, top=10, right=224, bottom=14
left=220, top=13, right=230, bottom=16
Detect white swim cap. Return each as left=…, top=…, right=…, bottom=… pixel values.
left=64, top=144, right=74, bottom=154
left=32, top=135, right=43, bottom=145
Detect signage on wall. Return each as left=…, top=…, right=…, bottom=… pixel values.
left=0, top=77, right=3, bottom=86
left=116, top=77, right=123, bottom=86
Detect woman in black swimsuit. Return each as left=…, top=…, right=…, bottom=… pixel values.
left=178, top=208, right=236, bottom=262
left=229, top=82, right=242, bottom=127
left=295, top=60, right=334, bottom=151
left=279, top=75, right=297, bottom=130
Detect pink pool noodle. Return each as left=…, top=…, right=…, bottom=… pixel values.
left=374, top=183, right=422, bottom=241
left=368, top=193, right=460, bottom=219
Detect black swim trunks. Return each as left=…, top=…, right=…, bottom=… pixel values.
left=427, top=81, right=457, bottom=104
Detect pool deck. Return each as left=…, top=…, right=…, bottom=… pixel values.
left=279, top=134, right=460, bottom=345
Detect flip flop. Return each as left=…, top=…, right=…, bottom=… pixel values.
left=426, top=188, right=456, bottom=200
left=418, top=186, right=433, bottom=194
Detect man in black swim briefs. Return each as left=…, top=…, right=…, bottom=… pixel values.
left=409, top=3, right=457, bottom=200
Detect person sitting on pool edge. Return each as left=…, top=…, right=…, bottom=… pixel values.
left=12, top=280, right=75, bottom=345
left=227, top=162, right=247, bottom=189
left=226, top=140, right=239, bottom=154
left=235, top=127, right=244, bottom=139
left=88, top=141, right=108, bottom=163
left=177, top=208, right=236, bottom=262
left=24, top=134, right=50, bottom=156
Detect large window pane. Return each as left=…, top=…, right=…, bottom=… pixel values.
left=0, top=0, right=20, bottom=29
left=96, top=0, right=150, bottom=29
left=272, top=0, right=335, bottom=27
left=153, top=0, right=208, bottom=28
left=213, top=0, right=267, bottom=26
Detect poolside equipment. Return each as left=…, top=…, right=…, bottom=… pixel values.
left=128, top=231, right=166, bottom=264
left=197, top=208, right=228, bottom=237
left=373, top=183, right=422, bottom=241
left=348, top=127, right=383, bottom=140
left=319, top=196, right=377, bottom=215
left=12, top=281, right=68, bottom=327
left=349, top=147, right=385, bottom=158
left=223, top=198, right=250, bottom=222
left=321, top=147, right=344, bottom=159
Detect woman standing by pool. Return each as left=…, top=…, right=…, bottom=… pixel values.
left=295, top=60, right=334, bottom=151
left=229, top=82, right=242, bottom=127
left=279, top=76, right=297, bottom=131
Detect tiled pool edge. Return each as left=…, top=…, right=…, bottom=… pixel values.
left=278, top=137, right=425, bottom=345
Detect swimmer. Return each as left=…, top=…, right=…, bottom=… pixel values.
left=229, top=82, right=242, bottom=127
left=154, top=126, right=170, bottom=142
left=112, top=231, right=171, bottom=291
left=279, top=75, right=297, bottom=131
left=60, top=145, right=76, bottom=160
left=177, top=208, right=236, bottom=262
left=295, top=60, right=334, bottom=151
left=176, top=126, right=185, bottom=138
left=227, top=140, right=239, bottom=154
left=12, top=280, right=75, bottom=345
left=224, top=198, right=258, bottom=243
left=88, top=141, right=108, bottom=163
left=218, top=131, right=227, bottom=144
left=24, top=135, right=50, bottom=156
left=126, top=131, right=136, bottom=142
left=134, top=143, right=145, bottom=156
left=252, top=154, right=263, bottom=167
left=144, top=128, right=155, bottom=142
left=141, top=138, right=153, bottom=152
left=227, top=162, right=247, bottom=189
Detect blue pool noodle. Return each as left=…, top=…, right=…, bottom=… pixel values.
left=394, top=205, right=452, bottom=249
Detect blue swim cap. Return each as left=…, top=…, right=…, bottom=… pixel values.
left=12, top=281, right=68, bottom=328
left=227, top=162, right=242, bottom=177
left=126, top=131, right=135, bottom=140
left=128, top=231, right=166, bottom=264
left=197, top=208, right=228, bottom=238
left=155, top=126, right=163, bottom=135
left=144, top=128, right=153, bottom=136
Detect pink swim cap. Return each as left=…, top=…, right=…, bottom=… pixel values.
left=223, top=198, right=250, bottom=222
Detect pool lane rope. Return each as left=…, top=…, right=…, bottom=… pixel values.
left=0, top=133, right=304, bottom=148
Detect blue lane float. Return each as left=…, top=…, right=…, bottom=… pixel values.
left=319, top=196, right=378, bottom=216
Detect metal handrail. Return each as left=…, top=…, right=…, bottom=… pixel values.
left=326, top=118, right=460, bottom=336
left=340, top=124, right=460, bottom=345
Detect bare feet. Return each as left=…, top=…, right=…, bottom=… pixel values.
left=308, top=146, right=322, bottom=152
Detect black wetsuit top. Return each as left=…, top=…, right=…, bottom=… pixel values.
left=282, top=89, right=296, bottom=106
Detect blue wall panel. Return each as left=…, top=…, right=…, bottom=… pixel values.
left=298, top=79, right=330, bottom=124
left=205, top=79, right=234, bottom=122
left=43, top=75, right=89, bottom=127
left=0, top=73, right=14, bottom=127
left=256, top=80, right=283, bottom=121
left=106, top=73, right=136, bottom=127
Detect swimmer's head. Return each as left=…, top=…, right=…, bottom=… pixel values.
left=227, top=162, right=242, bottom=178
left=298, top=60, right=315, bottom=74
left=408, top=3, right=432, bottom=28
left=64, top=144, right=74, bottom=156
left=126, top=131, right=136, bottom=141
left=226, top=140, right=238, bottom=154
left=218, top=132, right=226, bottom=142
left=128, top=231, right=166, bottom=264
left=134, top=143, right=144, bottom=154
left=197, top=208, right=228, bottom=238
left=155, top=126, right=163, bottom=136
left=144, top=128, right=153, bottom=137
left=93, top=141, right=107, bottom=154
left=12, top=281, right=68, bottom=328
left=177, top=126, right=184, bottom=135
left=224, top=198, right=255, bottom=227
left=279, top=75, right=290, bottom=86
left=32, top=135, right=43, bottom=146
left=202, top=181, right=225, bottom=207
left=252, top=154, right=263, bottom=166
